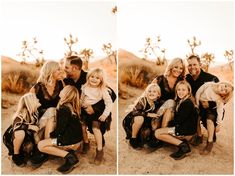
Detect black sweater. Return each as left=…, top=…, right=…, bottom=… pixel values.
left=50, top=105, right=83, bottom=146
left=174, top=99, right=198, bottom=136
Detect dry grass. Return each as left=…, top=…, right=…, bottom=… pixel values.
left=119, top=59, right=166, bottom=98
left=2, top=64, right=39, bottom=94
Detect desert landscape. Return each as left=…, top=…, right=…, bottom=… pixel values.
left=1, top=56, right=117, bottom=174
left=118, top=49, right=234, bottom=174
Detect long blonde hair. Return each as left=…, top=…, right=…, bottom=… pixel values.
left=175, top=80, right=196, bottom=111
left=13, top=93, right=40, bottom=130
left=58, top=85, right=80, bottom=116
left=84, top=68, right=107, bottom=89
left=216, top=81, right=234, bottom=104
left=37, top=61, right=60, bottom=86
left=164, top=57, right=186, bottom=78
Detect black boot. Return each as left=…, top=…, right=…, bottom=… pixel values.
left=129, top=138, right=140, bottom=149
left=30, top=148, right=49, bottom=167
left=170, top=140, right=191, bottom=160
left=147, top=137, right=163, bottom=149
left=57, top=151, right=79, bottom=174
left=12, top=153, right=26, bottom=167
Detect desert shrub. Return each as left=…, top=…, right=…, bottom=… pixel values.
left=119, top=60, right=166, bottom=89
left=2, top=65, right=39, bottom=94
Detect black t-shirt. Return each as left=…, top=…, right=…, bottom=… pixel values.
left=186, top=69, right=219, bottom=96
left=63, top=70, right=87, bottom=94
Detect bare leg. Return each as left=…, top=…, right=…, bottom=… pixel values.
left=206, top=119, right=214, bottom=142
left=38, top=139, right=68, bottom=157
left=197, top=117, right=202, bottom=136
left=155, top=128, right=181, bottom=146
left=44, top=118, right=56, bottom=139
left=132, top=116, right=144, bottom=138
left=13, top=130, right=25, bottom=154
left=161, top=109, right=173, bottom=128
left=92, top=121, right=103, bottom=151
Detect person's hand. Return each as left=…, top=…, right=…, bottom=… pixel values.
left=215, top=124, right=221, bottom=133
left=147, top=113, right=159, bottom=118
left=28, top=125, right=39, bottom=133
left=85, top=105, right=94, bottom=115
left=98, top=114, right=107, bottom=122
left=201, top=101, right=209, bottom=108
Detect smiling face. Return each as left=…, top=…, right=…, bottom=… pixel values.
left=53, top=67, right=64, bottom=80
left=176, top=83, right=189, bottom=99
left=171, top=61, right=184, bottom=78
left=88, top=73, right=102, bottom=87
left=187, top=57, right=201, bottom=78
left=146, top=85, right=160, bottom=101
left=218, top=83, right=233, bottom=96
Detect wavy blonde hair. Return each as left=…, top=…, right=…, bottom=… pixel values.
left=164, top=57, right=186, bottom=78
left=37, top=61, right=60, bottom=86
left=13, top=93, right=40, bottom=130
left=84, top=68, right=107, bottom=89
left=58, top=85, right=80, bottom=116
left=217, top=81, right=234, bottom=104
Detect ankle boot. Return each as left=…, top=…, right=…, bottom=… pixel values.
left=82, top=142, right=90, bottom=154
left=200, top=141, right=213, bottom=155
left=57, top=151, right=79, bottom=174
left=94, top=149, right=104, bottom=165
left=12, top=153, right=26, bottom=167
left=170, top=140, right=191, bottom=160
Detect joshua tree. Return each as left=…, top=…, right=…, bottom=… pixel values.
left=64, top=33, right=79, bottom=57
left=187, top=36, right=201, bottom=55
left=201, top=52, right=214, bottom=72
left=79, top=48, right=94, bottom=70
left=140, top=36, right=165, bottom=65
left=224, top=49, right=234, bottom=71
left=17, top=37, right=44, bottom=66
left=102, top=43, right=117, bottom=65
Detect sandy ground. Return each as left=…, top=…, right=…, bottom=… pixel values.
left=1, top=61, right=117, bottom=174
left=118, top=86, right=234, bottom=175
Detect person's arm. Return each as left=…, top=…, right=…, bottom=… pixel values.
left=195, top=83, right=207, bottom=106
left=99, top=88, right=113, bottom=121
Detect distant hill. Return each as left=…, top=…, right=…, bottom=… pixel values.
left=1, top=56, right=19, bottom=65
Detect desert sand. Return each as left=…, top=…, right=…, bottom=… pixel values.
left=1, top=58, right=117, bottom=174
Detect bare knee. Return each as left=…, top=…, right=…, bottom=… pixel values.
left=207, top=119, right=214, bottom=126
left=155, top=129, right=161, bottom=139
left=38, top=140, right=46, bottom=152
left=134, top=116, right=144, bottom=125
left=13, top=130, right=25, bottom=139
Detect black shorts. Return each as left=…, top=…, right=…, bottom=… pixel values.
left=200, top=107, right=217, bottom=128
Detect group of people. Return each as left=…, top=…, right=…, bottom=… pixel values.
left=4, top=56, right=115, bottom=173
left=123, top=55, right=233, bottom=160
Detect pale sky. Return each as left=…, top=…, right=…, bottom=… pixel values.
left=0, top=0, right=117, bottom=62
left=118, top=1, right=234, bottom=65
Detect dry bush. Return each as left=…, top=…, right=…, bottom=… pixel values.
left=2, top=65, right=39, bottom=94
left=119, top=59, right=166, bottom=96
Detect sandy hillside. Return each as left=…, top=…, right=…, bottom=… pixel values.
left=1, top=57, right=117, bottom=174
left=118, top=50, right=234, bottom=174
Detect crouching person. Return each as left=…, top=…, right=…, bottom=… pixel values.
left=38, top=85, right=83, bottom=174
left=155, top=81, right=198, bottom=160
left=8, top=93, right=41, bottom=167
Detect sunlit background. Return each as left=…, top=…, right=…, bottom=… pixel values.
left=0, top=0, right=117, bottom=62
left=118, top=1, right=234, bottom=65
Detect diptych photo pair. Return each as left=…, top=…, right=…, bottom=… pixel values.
left=1, top=0, right=234, bottom=175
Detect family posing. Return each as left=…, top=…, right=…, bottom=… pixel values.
left=123, top=55, right=233, bottom=160
left=4, top=56, right=115, bottom=173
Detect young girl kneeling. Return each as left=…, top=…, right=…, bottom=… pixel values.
left=155, top=81, right=198, bottom=160
left=38, top=85, right=83, bottom=174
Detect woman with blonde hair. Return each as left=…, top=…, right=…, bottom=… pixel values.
left=29, top=61, right=64, bottom=167
left=38, top=85, right=83, bottom=174
left=152, top=58, right=186, bottom=128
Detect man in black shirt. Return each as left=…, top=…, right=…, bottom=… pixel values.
left=186, top=55, right=219, bottom=154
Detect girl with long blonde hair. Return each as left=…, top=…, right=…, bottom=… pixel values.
left=37, top=85, right=83, bottom=174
